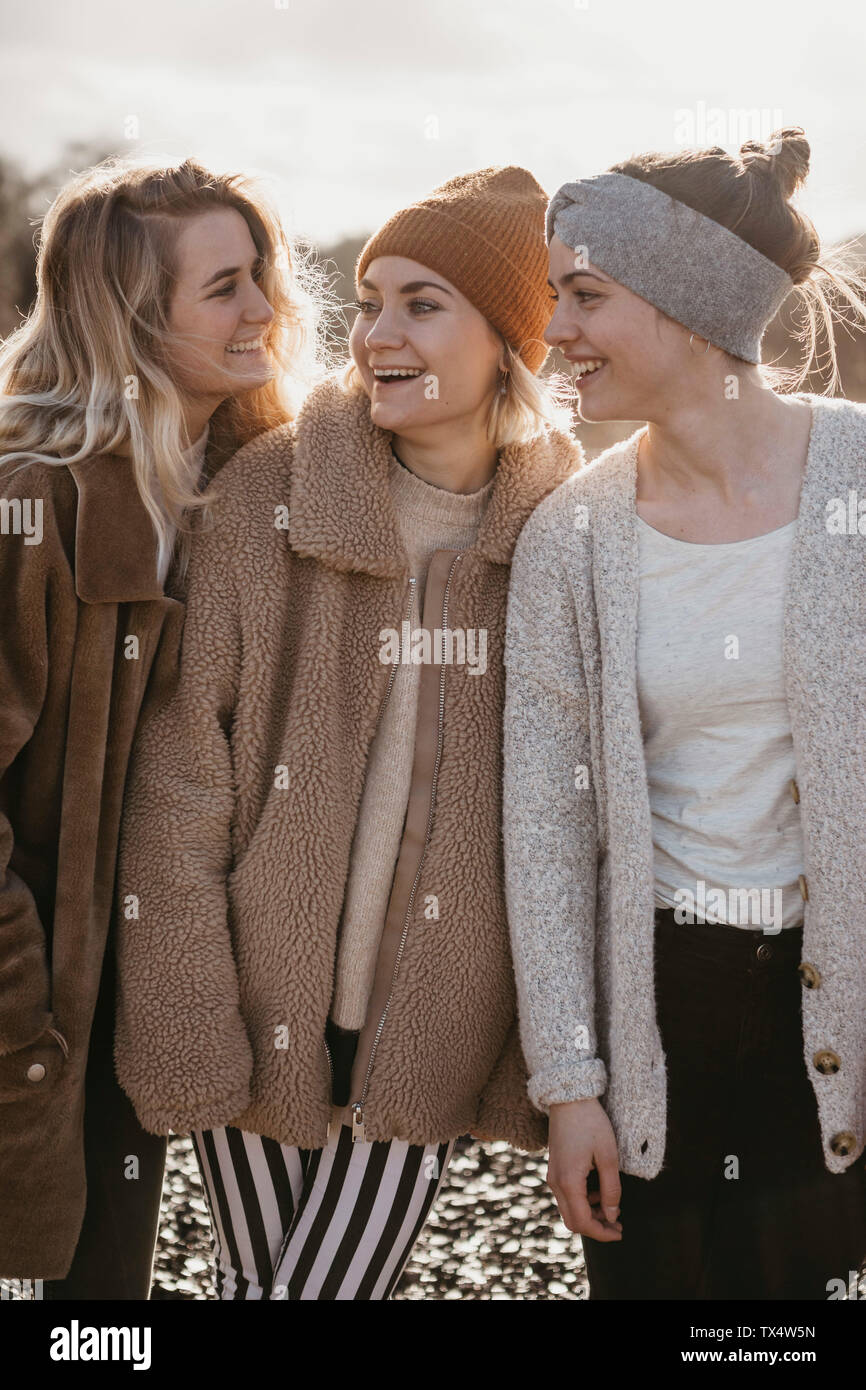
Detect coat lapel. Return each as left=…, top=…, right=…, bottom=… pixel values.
left=782, top=396, right=866, bottom=935
left=67, top=454, right=167, bottom=604
left=590, top=434, right=657, bottom=916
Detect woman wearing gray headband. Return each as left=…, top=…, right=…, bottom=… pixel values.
left=503, top=127, right=866, bottom=1299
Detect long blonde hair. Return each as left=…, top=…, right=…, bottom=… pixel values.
left=0, top=155, right=330, bottom=579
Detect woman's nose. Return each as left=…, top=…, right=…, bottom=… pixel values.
left=365, top=315, right=404, bottom=349
left=544, top=302, right=573, bottom=348
left=248, top=284, right=275, bottom=325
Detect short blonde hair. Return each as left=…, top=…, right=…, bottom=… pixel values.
left=341, top=335, right=573, bottom=447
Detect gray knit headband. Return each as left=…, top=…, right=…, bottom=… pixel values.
left=546, top=172, right=794, bottom=363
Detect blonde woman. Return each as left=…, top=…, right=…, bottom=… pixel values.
left=114, top=166, right=584, bottom=1300
left=0, top=155, right=321, bottom=1298
left=504, top=128, right=866, bottom=1299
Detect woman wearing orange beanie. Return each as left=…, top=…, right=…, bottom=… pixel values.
left=115, top=165, right=584, bottom=1299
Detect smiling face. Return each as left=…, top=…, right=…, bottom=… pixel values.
left=164, top=207, right=276, bottom=419
left=349, top=255, right=505, bottom=438
left=545, top=232, right=691, bottom=422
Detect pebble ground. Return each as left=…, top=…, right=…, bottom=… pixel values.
left=151, top=1135, right=589, bottom=1300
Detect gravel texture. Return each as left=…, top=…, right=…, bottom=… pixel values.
left=151, top=1134, right=588, bottom=1300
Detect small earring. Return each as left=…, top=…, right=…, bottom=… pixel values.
left=689, top=333, right=712, bottom=355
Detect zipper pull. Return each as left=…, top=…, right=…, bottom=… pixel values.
left=351, top=1103, right=366, bottom=1143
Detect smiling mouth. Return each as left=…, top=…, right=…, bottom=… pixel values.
left=226, top=336, right=266, bottom=354
left=572, top=358, right=607, bottom=381
left=372, top=367, right=425, bottom=385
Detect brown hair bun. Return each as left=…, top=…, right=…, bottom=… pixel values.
left=740, top=126, right=811, bottom=203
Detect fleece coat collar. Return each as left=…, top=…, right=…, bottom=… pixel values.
left=288, top=374, right=576, bottom=575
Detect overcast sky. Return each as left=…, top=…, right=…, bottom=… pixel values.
left=1, top=0, right=864, bottom=249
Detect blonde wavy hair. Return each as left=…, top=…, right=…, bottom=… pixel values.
left=0, top=155, right=331, bottom=580
left=342, top=334, right=574, bottom=447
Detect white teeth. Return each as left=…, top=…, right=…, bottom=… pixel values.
left=226, top=337, right=264, bottom=353
left=373, top=368, right=423, bottom=378
left=575, top=358, right=605, bottom=377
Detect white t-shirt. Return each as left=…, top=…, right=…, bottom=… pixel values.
left=636, top=514, right=805, bottom=931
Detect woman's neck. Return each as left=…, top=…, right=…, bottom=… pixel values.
left=180, top=395, right=224, bottom=449
left=637, top=383, right=811, bottom=507
left=390, top=423, right=498, bottom=495
left=635, top=382, right=813, bottom=543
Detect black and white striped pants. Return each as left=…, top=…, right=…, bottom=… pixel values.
left=191, top=1121, right=455, bottom=1300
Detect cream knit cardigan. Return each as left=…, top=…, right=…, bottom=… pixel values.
left=503, top=392, right=866, bottom=1179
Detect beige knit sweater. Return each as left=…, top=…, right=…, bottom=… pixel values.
left=504, top=391, right=866, bottom=1177
left=329, top=450, right=494, bottom=1052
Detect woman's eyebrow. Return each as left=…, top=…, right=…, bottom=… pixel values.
left=358, top=277, right=454, bottom=296
left=200, top=255, right=261, bottom=290
left=552, top=270, right=609, bottom=288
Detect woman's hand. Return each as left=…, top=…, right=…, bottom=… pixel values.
left=547, top=1098, right=622, bottom=1242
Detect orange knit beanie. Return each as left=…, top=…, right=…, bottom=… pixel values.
left=355, top=166, right=552, bottom=374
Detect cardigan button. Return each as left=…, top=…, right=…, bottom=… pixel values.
left=798, top=874, right=809, bottom=902
left=813, top=1049, right=841, bottom=1075
left=830, top=1131, right=857, bottom=1157
left=26, top=1063, right=46, bottom=1083
left=789, top=778, right=800, bottom=804
left=798, top=961, right=821, bottom=989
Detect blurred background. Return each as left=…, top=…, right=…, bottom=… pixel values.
left=2, top=0, right=864, bottom=1297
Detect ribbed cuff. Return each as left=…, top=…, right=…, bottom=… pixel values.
left=528, top=1058, right=608, bottom=1113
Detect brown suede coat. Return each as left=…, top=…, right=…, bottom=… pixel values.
left=0, top=446, right=215, bottom=1279
left=115, top=375, right=584, bottom=1151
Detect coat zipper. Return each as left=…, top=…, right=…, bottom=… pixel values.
left=351, top=553, right=463, bottom=1142
left=322, top=575, right=417, bottom=1103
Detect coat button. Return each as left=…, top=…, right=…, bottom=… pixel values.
left=830, top=1131, right=857, bottom=1157
left=26, top=1063, right=46, bottom=1083
left=798, top=961, right=821, bottom=989
left=798, top=874, right=809, bottom=902
left=813, top=1049, right=841, bottom=1075
left=789, top=778, right=800, bottom=804
left=756, top=942, right=773, bottom=962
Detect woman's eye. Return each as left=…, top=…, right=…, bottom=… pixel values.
left=210, top=283, right=237, bottom=299
left=574, top=290, right=599, bottom=303
left=353, top=299, right=377, bottom=314
left=409, top=298, right=438, bottom=314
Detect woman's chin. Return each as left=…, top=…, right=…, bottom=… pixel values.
left=574, top=383, right=622, bottom=424
left=222, top=359, right=274, bottom=394
left=367, top=397, right=427, bottom=432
